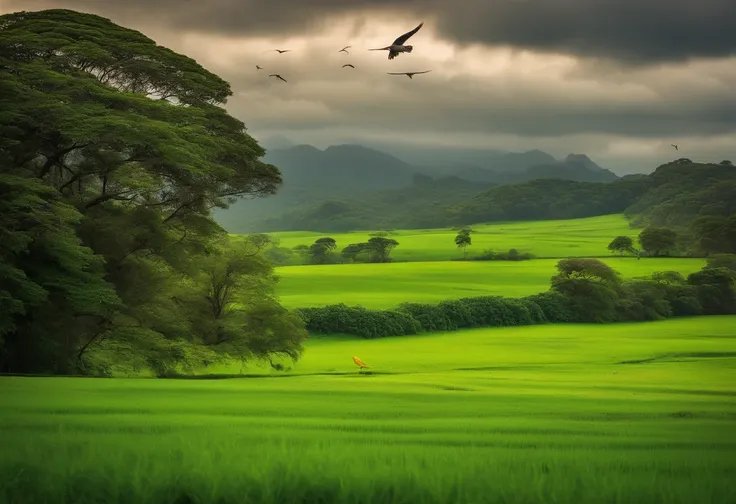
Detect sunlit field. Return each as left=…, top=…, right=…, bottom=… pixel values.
left=248, top=214, right=640, bottom=263
left=275, top=257, right=706, bottom=309
left=2, top=317, right=735, bottom=504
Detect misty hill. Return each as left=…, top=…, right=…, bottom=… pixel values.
left=452, top=153, right=618, bottom=184
left=253, top=174, right=495, bottom=232
left=213, top=144, right=424, bottom=233
left=265, top=144, right=419, bottom=189
left=335, top=140, right=510, bottom=169
left=226, top=159, right=734, bottom=233
left=451, top=159, right=736, bottom=228
left=625, top=159, right=736, bottom=228
left=215, top=143, right=618, bottom=233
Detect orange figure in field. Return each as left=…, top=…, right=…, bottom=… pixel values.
left=352, top=356, right=370, bottom=369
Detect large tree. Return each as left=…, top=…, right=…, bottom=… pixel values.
left=308, top=237, right=337, bottom=265
left=0, top=9, right=305, bottom=375
left=638, top=227, right=678, bottom=257
left=607, top=235, right=635, bottom=256
left=550, top=258, right=621, bottom=322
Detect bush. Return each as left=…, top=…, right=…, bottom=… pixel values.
left=615, top=280, right=672, bottom=322
left=294, top=304, right=421, bottom=338
left=298, top=296, right=548, bottom=338
left=523, top=292, right=576, bottom=322
left=471, top=248, right=535, bottom=261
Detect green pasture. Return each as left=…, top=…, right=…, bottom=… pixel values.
left=2, top=317, right=735, bottom=503
left=250, top=214, right=640, bottom=262
left=274, top=257, right=706, bottom=309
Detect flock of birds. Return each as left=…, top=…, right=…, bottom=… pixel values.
left=257, top=22, right=431, bottom=83
left=253, top=22, right=687, bottom=157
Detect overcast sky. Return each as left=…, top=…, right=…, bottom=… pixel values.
left=3, top=0, right=736, bottom=173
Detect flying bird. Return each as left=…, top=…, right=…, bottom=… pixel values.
left=342, top=64, right=355, bottom=68
left=671, top=144, right=679, bottom=150
left=256, top=65, right=263, bottom=70
left=269, top=74, right=287, bottom=83
left=369, top=22, right=424, bottom=60
left=273, top=49, right=291, bottom=54
left=352, top=356, right=370, bottom=369
left=339, top=46, right=351, bottom=54
left=387, top=70, right=432, bottom=79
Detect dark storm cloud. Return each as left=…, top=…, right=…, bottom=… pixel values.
left=5, top=0, right=736, bottom=64
left=210, top=42, right=736, bottom=139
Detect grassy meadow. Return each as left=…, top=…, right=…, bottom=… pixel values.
left=274, top=257, right=706, bottom=309
left=3, top=214, right=733, bottom=504
left=258, top=214, right=641, bottom=263
left=2, top=317, right=735, bottom=503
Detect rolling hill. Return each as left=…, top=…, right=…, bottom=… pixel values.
left=215, top=143, right=619, bottom=233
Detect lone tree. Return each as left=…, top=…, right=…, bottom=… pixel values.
left=639, top=227, right=678, bottom=257
left=0, top=9, right=307, bottom=375
left=455, top=229, right=472, bottom=258
left=607, top=235, right=635, bottom=256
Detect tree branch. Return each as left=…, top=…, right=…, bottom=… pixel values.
left=37, top=142, right=90, bottom=178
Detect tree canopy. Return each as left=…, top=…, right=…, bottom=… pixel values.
left=0, top=9, right=306, bottom=375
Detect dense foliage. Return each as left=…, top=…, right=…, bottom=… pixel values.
left=295, top=257, right=736, bottom=338
left=0, top=9, right=307, bottom=375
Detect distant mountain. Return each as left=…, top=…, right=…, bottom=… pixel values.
left=357, top=141, right=509, bottom=169
left=253, top=174, right=495, bottom=232
left=451, top=160, right=736, bottom=228
left=523, top=159, right=619, bottom=183
left=564, top=153, right=605, bottom=172
left=449, top=154, right=618, bottom=184
left=488, top=149, right=558, bottom=172
left=259, top=143, right=420, bottom=190
left=213, top=144, right=425, bottom=233
left=214, top=143, right=621, bottom=233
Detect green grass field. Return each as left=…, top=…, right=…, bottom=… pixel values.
left=259, top=214, right=640, bottom=263
left=2, top=317, right=735, bottom=504
left=275, top=257, right=706, bottom=309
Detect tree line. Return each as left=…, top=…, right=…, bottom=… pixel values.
left=608, top=219, right=736, bottom=258
left=0, top=10, right=307, bottom=376
left=263, top=229, right=535, bottom=265
left=295, top=255, right=736, bottom=338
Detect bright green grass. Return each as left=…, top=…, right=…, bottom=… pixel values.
left=275, top=257, right=706, bottom=309
left=1, top=317, right=735, bottom=504
left=248, top=214, right=640, bottom=262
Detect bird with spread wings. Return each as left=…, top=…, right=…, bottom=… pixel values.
left=369, top=22, right=424, bottom=60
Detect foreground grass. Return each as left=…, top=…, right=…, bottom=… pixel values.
left=259, top=214, right=639, bottom=263
left=2, top=317, right=735, bottom=504
left=275, top=257, right=705, bottom=309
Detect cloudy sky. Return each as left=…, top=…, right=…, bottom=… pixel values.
left=3, top=0, right=736, bottom=173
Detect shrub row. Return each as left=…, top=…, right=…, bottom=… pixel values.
left=294, top=292, right=575, bottom=338
left=294, top=277, right=735, bottom=339
left=469, top=248, right=535, bottom=261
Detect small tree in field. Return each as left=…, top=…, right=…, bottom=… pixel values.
left=607, top=235, right=634, bottom=256
left=455, top=230, right=472, bottom=258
